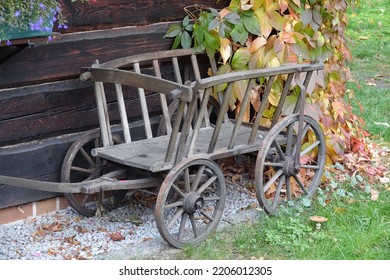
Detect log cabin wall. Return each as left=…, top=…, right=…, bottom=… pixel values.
left=0, top=0, right=228, bottom=210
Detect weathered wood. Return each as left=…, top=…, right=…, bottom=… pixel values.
left=58, top=0, right=229, bottom=33
left=0, top=23, right=173, bottom=89
left=93, top=123, right=265, bottom=172
left=0, top=79, right=162, bottom=145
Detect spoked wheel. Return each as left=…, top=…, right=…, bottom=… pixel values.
left=61, top=130, right=127, bottom=217
left=255, top=114, right=326, bottom=214
left=156, top=158, right=226, bottom=248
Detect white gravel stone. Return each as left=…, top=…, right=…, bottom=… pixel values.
left=0, top=180, right=259, bottom=260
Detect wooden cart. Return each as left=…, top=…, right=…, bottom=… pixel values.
left=0, top=49, right=325, bottom=248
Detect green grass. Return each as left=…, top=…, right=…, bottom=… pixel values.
left=346, top=0, right=390, bottom=142
left=182, top=187, right=390, bottom=260
left=175, top=0, right=390, bottom=261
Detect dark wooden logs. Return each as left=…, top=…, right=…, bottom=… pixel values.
left=0, top=0, right=229, bottom=209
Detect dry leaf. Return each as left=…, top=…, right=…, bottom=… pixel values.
left=370, top=189, right=379, bottom=201
left=365, top=82, right=376, bottom=86
left=65, top=236, right=81, bottom=245
left=48, top=248, right=58, bottom=256
left=109, top=232, right=125, bottom=241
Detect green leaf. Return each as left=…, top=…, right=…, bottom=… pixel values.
left=164, top=24, right=182, bottom=38
left=242, top=15, right=261, bottom=35
left=183, top=15, right=190, bottom=27
left=204, top=31, right=220, bottom=51
left=231, top=48, right=251, bottom=70
left=208, top=7, right=220, bottom=18
left=302, top=198, right=311, bottom=207
left=181, top=31, right=192, bottom=49
left=224, top=11, right=241, bottom=25
left=172, top=32, right=182, bottom=49
left=208, top=18, right=220, bottom=31
left=230, top=22, right=248, bottom=45
left=302, top=8, right=313, bottom=26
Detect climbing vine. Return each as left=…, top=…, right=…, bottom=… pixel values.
left=165, top=0, right=367, bottom=166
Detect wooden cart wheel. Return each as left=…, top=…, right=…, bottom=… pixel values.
left=255, top=114, right=326, bottom=214
left=156, top=158, right=226, bottom=248
left=61, top=130, right=127, bottom=217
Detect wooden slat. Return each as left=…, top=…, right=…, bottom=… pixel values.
left=228, top=78, right=256, bottom=149
left=133, top=63, right=153, bottom=139
left=187, top=87, right=212, bottom=156
left=115, top=83, right=132, bottom=143
left=174, top=92, right=199, bottom=163
left=248, top=75, right=276, bottom=144
left=94, top=80, right=112, bottom=147
left=153, top=59, right=172, bottom=135
left=293, top=71, right=313, bottom=114
left=271, top=73, right=294, bottom=127
left=207, top=82, right=234, bottom=154
left=191, top=54, right=211, bottom=127
left=165, top=100, right=186, bottom=162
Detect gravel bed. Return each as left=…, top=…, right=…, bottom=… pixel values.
left=0, top=178, right=259, bottom=260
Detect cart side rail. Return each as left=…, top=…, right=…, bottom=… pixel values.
left=168, top=62, right=324, bottom=164
left=83, top=50, right=214, bottom=149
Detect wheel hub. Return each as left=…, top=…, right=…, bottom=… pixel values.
left=183, top=192, right=205, bottom=214
left=283, top=156, right=300, bottom=176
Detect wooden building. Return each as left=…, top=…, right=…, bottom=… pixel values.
left=0, top=0, right=227, bottom=223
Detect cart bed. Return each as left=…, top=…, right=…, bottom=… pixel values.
left=93, top=122, right=267, bottom=172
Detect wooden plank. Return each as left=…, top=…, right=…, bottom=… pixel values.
left=0, top=80, right=162, bottom=145
left=58, top=0, right=229, bottom=33
left=0, top=23, right=173, bottom=89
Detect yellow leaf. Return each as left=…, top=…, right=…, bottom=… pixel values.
left=251, top=37, right=267, bottom=53
left=220, top=37, right=232, bottom=64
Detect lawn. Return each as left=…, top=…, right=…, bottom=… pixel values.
left=178, top=0, right=390, bottom=260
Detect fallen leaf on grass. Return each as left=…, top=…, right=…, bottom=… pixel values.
left=109, top=232, right=125, bottom=241
left=370, top=189, right=379, bottom=201
left=365, top=81, right=376, bottom=87
left=373, top=121, right=390, bottom=128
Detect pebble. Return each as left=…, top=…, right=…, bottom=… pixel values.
left=0, top=180, right=259, bottom=260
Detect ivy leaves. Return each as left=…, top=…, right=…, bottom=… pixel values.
left=164, top=16, right=193, bottom=49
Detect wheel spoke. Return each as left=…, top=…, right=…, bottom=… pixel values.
left=189, top=214, right=198, bottom=238
left=70, top=166, right=94, bottom=174
left=300, top=141, right=320, bottom=157
left=196, top=175, right=217, bottom=195
left=172, top=183, right=185, bottom=198
left=263, top=169, right=284, bottom=192
left=286, top=176, right=291, bottom=200
left=301, top=164, right=320, bottom=170
left=184, top=168, right=190, bottom=193
left=200, top=210, right=214, bottom=222
left=191, top=165, right=206, bottom=191
left=80, top=147, right=95, bottom=168
left=301, top=123, right=311, bottom=141
left=272, top=175, right=286, bottom=208
left=81, top=194, right=90, bottom=206
left=164, top=201, right=183, bottom=209
left=167, top=208, right=184, bottom=230
left=264, top=162, right=283, bottom=168
left=178, top=212, right=188, bottom=240
left=204, top=196, right=220, bottom=202
left=285, top=124, right=294, bottom=156
left=273, top=140, right=286, bottom=160
left=293, top=174, right=309, bottom=195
